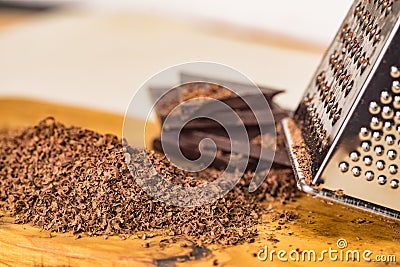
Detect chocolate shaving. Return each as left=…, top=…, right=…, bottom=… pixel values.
left=287, top=119, right=313, bottom=184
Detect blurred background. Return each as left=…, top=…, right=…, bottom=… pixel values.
left=0, top=0, right=353, bottom=118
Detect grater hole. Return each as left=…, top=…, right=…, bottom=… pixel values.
left=372, top=33, right=381, bottom=45
left=343, top=45, right=349, bottom=55
left=341, top=75, right=350, bottom=91
left=382, top=106, right=394, bottom=119
left=380, top=0, right=389, bottom=13
left=350, top=151, right=360, bottom=162
left=359, top=56, right=369, bottom=74
left=337, top=65, right=345, bottom=76
left=378, top=175, right=387, bottom=185
left=392, top=81, right=400, bottom=94
left=394, top=96, right=400, bottom=109
left=359, top=127, right=370, bottom=138
left=363, top=156, right=373, bottom=166
left=390, top=66, right=400, bottom=79
left=369, top=101, right=381, bottom=114
left=384, top=121, right=393, bottom=131
left=375, top=145, right=385, bottom=156
left=376, top=160, right=385, bottom=171
left=333, top=102, right=339, bottom=112
left=339, top=162, right=349, bottom=173
left=354, top=4, right=361, bottom=17
left=380, top=91, right=392, bottom=104
left=321, top=139, right=329, bottom=149
left=363, top=14, right=371, bottom=31
left=385, top=1, right=394, bottom=16
left=356, top=53, right=363, bottom=69
left=374, top=26, right=382, bottom=38
left=390, top=179, right=399, bottom=189
left=322, top=84, right=331, bottom=99
left=307, top=105, right=316, bottom=117
left=305, top=94, right=313, bottom=105
left=389, top=164, right=398, bottom=175
left=387, top=150, right=397, bottom=160
left=385, top=134, right=395, bottom=145
left=370, top=117, right=382, bottom=130
left=365, top=171, right=375, bottom=181
left=395, top=111, right=400, bottom=122
left=326, top=98, right=333, bottom=113
left=337, top=71, right=348, bottom=86
left=368, top=24, right=376, bottom=41
left=361, top=141, right=371, bottom=152
left=344, top=80, right=354, bottom=96
left=332, top=108, right=342, bottom=125
left=352, top=166, right=362, bottom=177
left=329, top=57, right=339, bottom=71
left=372, top=130, right=383, bottom=141
left=316, top=71, right=326, bottom=86
left=374, top=22, right=382, bottom=33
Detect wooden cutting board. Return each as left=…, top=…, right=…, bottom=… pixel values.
left=0, top=98, right=398, bottom=267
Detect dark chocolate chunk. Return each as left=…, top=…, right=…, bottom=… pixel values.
left=150, top=75, right=291, bottom=169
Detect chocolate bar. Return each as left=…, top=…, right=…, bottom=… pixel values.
left=180, top=73, right=284, bottom=99
left=150, top=74, right=289, bottom=170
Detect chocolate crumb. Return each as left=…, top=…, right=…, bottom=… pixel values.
left=180, top=241, right=192, bottom=248
left=267, top=235, right=280, bottom=243
left=351, top=218, right=373, bottom=224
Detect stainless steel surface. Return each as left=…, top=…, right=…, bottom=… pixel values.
left=282, top=118, right=400, bottom=220
left=286, top=0, right=400, bottom=219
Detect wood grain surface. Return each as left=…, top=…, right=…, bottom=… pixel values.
left=0, top=98, right=399, bottom=267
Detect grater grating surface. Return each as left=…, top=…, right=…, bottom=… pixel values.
left=282, top=0, right=400, bottom=219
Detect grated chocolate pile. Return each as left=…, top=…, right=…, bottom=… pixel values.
left=0, top=118, right=297, bottom=245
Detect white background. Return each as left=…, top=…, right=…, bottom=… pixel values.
left=79, top=0, right=353, bottom=45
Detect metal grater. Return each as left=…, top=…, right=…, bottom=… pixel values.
left=282, top=0, right=400, bottom=220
